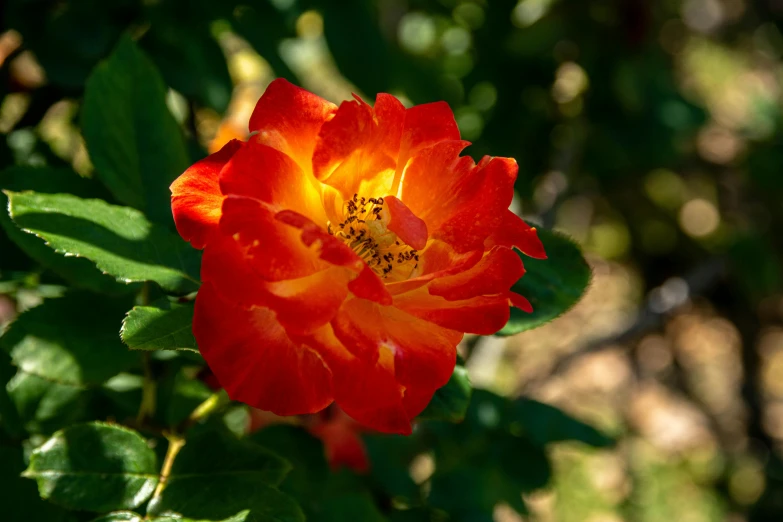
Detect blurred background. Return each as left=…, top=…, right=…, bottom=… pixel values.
left=2, top=0, right=783, bottom=520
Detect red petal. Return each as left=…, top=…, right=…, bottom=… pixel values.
left=302, top=325, right=413, bottom=434
left=249, top=79, right=337, bottom=172
left=202, top=233, right=349, bottom=334
left=428, top=247, right=524, bottom=301
left=347, top=265, right=393, bottom=305
left=220, top=196, right=322, bottom=281
left=385, top=240, right=482, bottom=297
left=219, top=136, right=326, bottom=223
left=170, top=140, right=242, bottom=249
left=399, top=101, right=461, bottom=162
left=194, top=283, right=334, bottom=416
left=276, top=209, right=393, bottom=305
left=394, top=289, right=510, bottom=335
left=312, top=97, right=375, bottom=181
left=312, top=97, right=397, bottom=199
left=486, top=210, right=547, bottom=259
left=331, top=298, right=459, bottom=400
left=385, top=195, right=428, bottom=250
left=398, top=140, right=473, bottom=227
left=507, top=291, right=533, bottom=313
left=433, top=157, right=518, bottom=253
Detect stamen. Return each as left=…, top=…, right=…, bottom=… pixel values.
left=326, top=193, right=419, bottom=280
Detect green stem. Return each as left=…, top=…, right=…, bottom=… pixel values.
left=152, top=433, right=185, bottom=499
left=135, top=352, right=156, bottom=424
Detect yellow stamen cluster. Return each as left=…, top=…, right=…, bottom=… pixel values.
left=328, top=194, right=419, bottom=279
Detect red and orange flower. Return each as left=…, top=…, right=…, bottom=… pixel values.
left=171, top=79, right=545, bottom=434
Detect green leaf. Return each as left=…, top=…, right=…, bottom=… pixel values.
left=6, top=191, right=201, bottom=294
left=507, top=399, right=614, bottom=448
left=6, top=371, right=91, bottom=435
left=148, top=429, right=302, bottom=521
left=0, top=293, right=138, bottom=386
left=418, top=363, right=471, bottom=423
left=121, top=299, right=197, bottom=352
left=23, top=422, right=159, bottom=512
left=82, top=34, right=189, bottom=225
left=0, top=167, right=136, bottom=295
left=499, top=228, right=591, bottom=336
left=0, top=444, right=75, bottom=522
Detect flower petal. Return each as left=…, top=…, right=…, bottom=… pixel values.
left=312, top=96, right=397, bottom=199
left=385, top=240, right=481, bottom=297
left=399, top=101, right=461, bottom=164
left=385, top=195, right=428, bottom=250
left=432, top=156, right=518, bottom=253
left=507, top=291, right=533, bottom=313
left=220, top=136, right=326, bottom=222
left=428, top=246, right=524, bottom=301
left=398, top=140, right=473, bottom=226
left=394, top=289, right=511, bottom=335
left=194, top=283, right=334, bottom=416
left=302, top=325, right=412, bottom=434
left=486, top=210, right=547, bottom=259
left=276, top=209, right=393, bottom=305
left=202, top=233, right=349, bottom=334
left=331, top=298, right=459, bottom=404
left=220, top=196, right=322, bottom=281
left=170, top=140, right=242, bottom=249
left=249, top=78, right=337, bottom=172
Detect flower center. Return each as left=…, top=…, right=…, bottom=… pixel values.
left=327, top=193, right=419, bottom=280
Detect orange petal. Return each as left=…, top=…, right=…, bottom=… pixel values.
left=194, top=283, right=334, bottom=416
left=331, top=298, right=459, bottom=400
left=398, top=101, right=461, bottom=166
left=385, top=240, right=482, bottom=297
left=220, top=136, right=326, bottom=223
left=312, top=96, right=397, bottom=199
left=394, top=289, right=511, bottom=335
left=301, top=325, right=413, bottom=434
left=385, top=195, right=428, bottom=250
left=202, top=233, right=349, bottom=335
left=249, top=78, right=337, bottom=173
left=428, top=246, right=524, bottom=301
left=219, top=196, right=323, bottom=281
left=276, top=209, right=393, bottom=305
left=486, top=210, right=547, bottom=259
left=170, top=140, right=242, bottom=249
left=398, top=140, right=473, bottom=226
left=432, top=156, right=518, bottom=253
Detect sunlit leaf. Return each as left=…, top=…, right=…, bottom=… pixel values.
left=121, top=299, right=197, bottom=352
left=1, top=292, right=138, bottom=386
left=24, top=422, right=159, bottom=512
left=6, top=191, right=201, bottom=294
